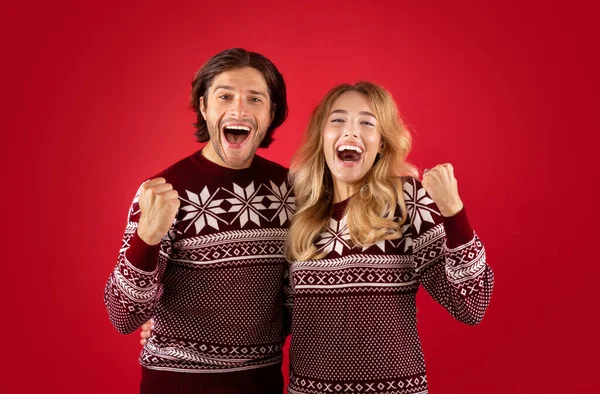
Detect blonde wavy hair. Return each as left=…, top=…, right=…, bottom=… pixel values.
left=286, top=81, right=417, bottom=261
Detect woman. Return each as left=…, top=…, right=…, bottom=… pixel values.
left=285, top=81, right=493, bottom=394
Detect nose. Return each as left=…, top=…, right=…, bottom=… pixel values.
left=228, top=96, right=250, bottom=119
left=343, top=123, right=359, bottom=138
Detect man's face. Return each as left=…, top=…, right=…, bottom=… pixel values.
left=200, top=67, right=274, bottom=169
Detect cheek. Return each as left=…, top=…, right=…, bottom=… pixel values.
left=322, top=129, right=337, bottom=151
left=258, top=107, right=272, bottom=121
left=205, top=105, right=219, bottom=121
left=368, top=134, right=382, bottom=153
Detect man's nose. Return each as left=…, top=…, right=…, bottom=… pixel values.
left=228, top=96, right=250, bottom=118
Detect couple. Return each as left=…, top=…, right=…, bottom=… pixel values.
left=104, top=48, right=494, bottom=394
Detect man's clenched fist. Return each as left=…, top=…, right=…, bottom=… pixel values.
left=137, top=177, right=180, bottom=245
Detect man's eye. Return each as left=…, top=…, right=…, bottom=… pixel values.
left=250, top=97, right=262, bottom=103
left=219, top=95, right=230, bottom=100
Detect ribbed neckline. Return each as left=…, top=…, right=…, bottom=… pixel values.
left=189, top=149, right=268, bottom=179
left=331, top=195, right=354, bottom=219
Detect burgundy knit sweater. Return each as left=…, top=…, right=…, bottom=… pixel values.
left=287, top=177, right=494, bottom=394
left=104, top=150, right=295, bottom=394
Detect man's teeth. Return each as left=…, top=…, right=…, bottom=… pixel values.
left=225, top=125, right=250, bottom=131
left=336, top=145, right=363, bottom=154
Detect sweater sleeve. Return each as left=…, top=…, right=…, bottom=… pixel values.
left=405, top=178, right=494, bottom=325
left=103, top=184, right=172, bottom=334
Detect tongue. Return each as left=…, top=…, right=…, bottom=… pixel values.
left=338, top=150, right=360, bottom=162
left=225, top=130, right=249, bottom=144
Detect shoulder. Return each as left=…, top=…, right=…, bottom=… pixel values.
left=138, top=152, right=199, bottom=190
left=398, top=176, right=435, bottom=217
left=253, top=155, right=289, bottom=174
left=399, top=176, right=424, bottom=201
left=399, top=176, right=443, bottom=234
left=156, top=152, right=198, bottom=178
left=252, top=155, right=290, bottom=183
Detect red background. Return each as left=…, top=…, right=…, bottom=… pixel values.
left=2, top=1, right=598, bottom=393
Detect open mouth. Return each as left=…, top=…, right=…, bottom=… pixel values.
left=336, top=144, right=363, bottom=162
left=223, top=125, right=251, bottom=145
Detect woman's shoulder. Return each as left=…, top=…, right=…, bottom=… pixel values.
left=398, top=176, right=424, bottom=197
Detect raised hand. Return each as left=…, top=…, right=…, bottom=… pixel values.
left=421, top=164, right=463, bottom=217
left=137, top=178, right=180, bottom=245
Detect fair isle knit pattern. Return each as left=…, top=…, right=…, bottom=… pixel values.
left=104, top=151, right=295, bottom=376
left=288, top=177, right=494, bottom=394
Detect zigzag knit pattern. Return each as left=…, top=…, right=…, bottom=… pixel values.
left=104, top=151, right=295, bottom=377
left=288, top=177, right=494, bottom=394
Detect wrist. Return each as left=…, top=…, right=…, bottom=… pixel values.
left=438, top=200, right=464, bottom=217
left=137, top=220, right=163, bottom=246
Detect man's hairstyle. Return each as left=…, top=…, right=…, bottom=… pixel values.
left=190, top=48, right=288, bottom=148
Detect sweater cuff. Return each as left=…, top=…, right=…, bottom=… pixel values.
left=125, top=230, right=160, bottom=272
left=442, top=207, right=474, bottom=249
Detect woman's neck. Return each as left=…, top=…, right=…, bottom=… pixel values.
left=332, top=178, right=358, bottom=203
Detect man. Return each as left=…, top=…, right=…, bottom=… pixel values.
left=104, top=48, right=294, bottom=394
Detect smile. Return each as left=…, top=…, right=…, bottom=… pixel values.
left=222, top=124, right=252, bottom=146
left=336, top=144, right=363, bottom=162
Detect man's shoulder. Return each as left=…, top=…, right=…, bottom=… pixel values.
left=253, top=155, right=289, bottom=174
left=142, top=151, right=200, bottom=185
left=252, top=155, right=290, bottom=184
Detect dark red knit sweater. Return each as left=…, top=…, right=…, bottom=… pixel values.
left=287, top=177, right=494, bottom=394
left=104, top=150, right=295, bottom=394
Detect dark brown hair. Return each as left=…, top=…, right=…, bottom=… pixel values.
left=190, top=48, right=288, bottom=148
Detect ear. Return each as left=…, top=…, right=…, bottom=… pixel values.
left=199, top=96, right=207, bottom=120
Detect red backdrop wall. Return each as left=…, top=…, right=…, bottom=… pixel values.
left=2, top=1, right=598, bottom=393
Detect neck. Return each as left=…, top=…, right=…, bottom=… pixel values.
left=201, top=140, right=254, bottom=169
left=332, top=178, right=357, bottom=203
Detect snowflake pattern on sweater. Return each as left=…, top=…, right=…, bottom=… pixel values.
left=288, top=177, right=493, bottom=394
left=104, top=152, right=295, bottom=375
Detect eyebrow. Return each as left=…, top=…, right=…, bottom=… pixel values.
left=213, top=85, right=268, bottom=98
left=330, top=109, right=376, bottom=118
left=248, top=90, right=268, bottom=98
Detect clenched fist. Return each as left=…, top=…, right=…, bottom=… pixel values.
left=137, top=177, right=180, bottom=245
left=421, top=164, right=463, bottom=217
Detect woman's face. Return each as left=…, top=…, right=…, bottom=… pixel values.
left=322, top=91, right=382, bottom=187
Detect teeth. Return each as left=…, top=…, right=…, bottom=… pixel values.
left=337, top=145, right=363, bottom=154
left=224, top=125, right=251, bottom=131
